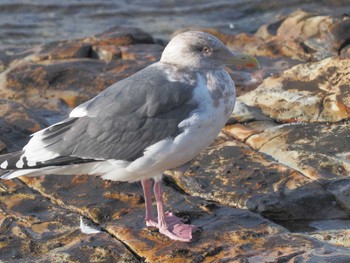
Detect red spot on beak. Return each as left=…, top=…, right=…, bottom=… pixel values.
left=246, top=63, right=257, bottom=69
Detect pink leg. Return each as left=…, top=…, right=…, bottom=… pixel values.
left=153, top=179, right=197, bottom=242
left=141, top=179, right=158, bottom=227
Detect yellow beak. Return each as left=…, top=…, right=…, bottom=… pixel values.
left=225, top=51, right=260, bottom=70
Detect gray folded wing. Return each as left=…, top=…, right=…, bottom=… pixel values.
left=23, top=64, right=198, bottom=167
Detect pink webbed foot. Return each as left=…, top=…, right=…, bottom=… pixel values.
left=159, top=211, right=198, bottom=242
left=145, top=211, right=198, bottom=242
left=142, top=179, right=198, bottom=242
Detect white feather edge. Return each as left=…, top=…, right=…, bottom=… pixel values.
left=69, top=104, right=88, bottom=118
left=79, top=216, right=101, bottom=234
left=19, top=101, right=93, bottom=167
left=21, top=124, right=62, bottom=166
left=0, top=160, right=8, bottom=169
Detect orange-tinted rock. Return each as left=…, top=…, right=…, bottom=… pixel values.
left=254, top=10, right=350, bottom=61
left=28, top=40, right=93, bottom=62
left=0, top=100, right=47, bottom=151
left=229, top=99, right=350, bottom=203
left=1, top=15, right=350, bottom=261
left=0, top=27, right=163, bottom=136
left=311, top=229, right=350, bottom=248
left=246, top=122, right=350, bottom=180
left=15, top=174, right=350, bottom=262
left=168, top=141, right=348, bottom=220
left=240, top=57, right=350, bottom=123
left=91, top=44, right=122, bottom=61
left=226, top=100, right=277, bottom=142
left=228, top=102, right=350, bottom=240
left=199, top=10, right=350, bottom=88
left=0, top=179, right=137, bottom=262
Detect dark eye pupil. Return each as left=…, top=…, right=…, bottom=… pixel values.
left=202, top=46, right=210, bottom=53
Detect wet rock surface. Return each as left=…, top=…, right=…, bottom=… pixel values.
left=225, top=10, right=350, bottom=62
left=239, top=57, right=350, bottom=123
left=167, top=141, right=348, bottom=220
left=0, top=179, right=138, bottom=262
left=1, top=11, right=350, bottom=262
left=2, top=175, right=350, bottom=262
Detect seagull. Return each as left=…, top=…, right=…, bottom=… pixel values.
left=0, top=31, right=259, bottom=242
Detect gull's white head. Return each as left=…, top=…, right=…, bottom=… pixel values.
left=160, top=31, right=259, bottom=70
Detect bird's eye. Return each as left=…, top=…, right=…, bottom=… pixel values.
left=201, top=46, right=210, bottom=53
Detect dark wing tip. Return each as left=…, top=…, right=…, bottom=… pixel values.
left=0, top=151, right=24, bottom=170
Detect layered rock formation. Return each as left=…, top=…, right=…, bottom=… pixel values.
left=1, top=10, right=350, bottom=262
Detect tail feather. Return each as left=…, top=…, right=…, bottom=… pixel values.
left=0, top=163, right=97, bottom=180
left=1, top=169, right=39, bottom=180
left=0, top=149, right=98, bottom=173
left=1, top=161, right=114, bottom=180
left=1, top=160, right=135, bottom=182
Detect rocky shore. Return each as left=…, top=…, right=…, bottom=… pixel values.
left=1, top=10, right=350, bottom=262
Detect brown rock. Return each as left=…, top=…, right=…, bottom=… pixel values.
left=14, top=174, right=350, bottom=262
left=226, top=100, right=277, bottom=141
left=228, top=99, right=350, bottom=191
left=1, top=18, right=350, bottom=261
left=91, top=44, right=122, bottom=61
left=311, top=230, right=350, bottom=248
left=0, top=46, right=34, bottom=72
left=254, top=10, right=350, bottom=61
left=0, top=27, right=163, bottom=148
left=245, top=122, right=350, bottom=180
left=23, top=27, right=156, bottom=64
left=120, top=44, right=165, bottom=61
left=0, top=179, right=137, bottom=262
left=167, top=141, right=348, bottom=220
left=94, top=26, right=155, bottom=46
left=28, top=40, right=93, bottom=62
left=0, top=100, right=47, bottom=151
left=240, top=57, right=350, bottom=123
left=227, top=100, right=350, bottom=226
left=0, top=140, right=6, bottom=154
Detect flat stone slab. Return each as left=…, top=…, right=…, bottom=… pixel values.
left=14, top=174, right=350, bottom=262
left=226, top=101, right=350, bottom=218
left=246, top=122, right=350, bottom=180
left=167, top=141, right=348, bottom=221
left=0, top=179, right=138, bottom=262
left=240, top=57, right=350, bottom=123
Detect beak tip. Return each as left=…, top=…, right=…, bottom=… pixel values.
left=227, top=52, right=260, bottom=70
left=246, top=62, right=260, bottom=70
left=246, top=56, right=260, bottom=70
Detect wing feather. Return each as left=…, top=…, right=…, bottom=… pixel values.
left=10, top=63, right=198, bottom=168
